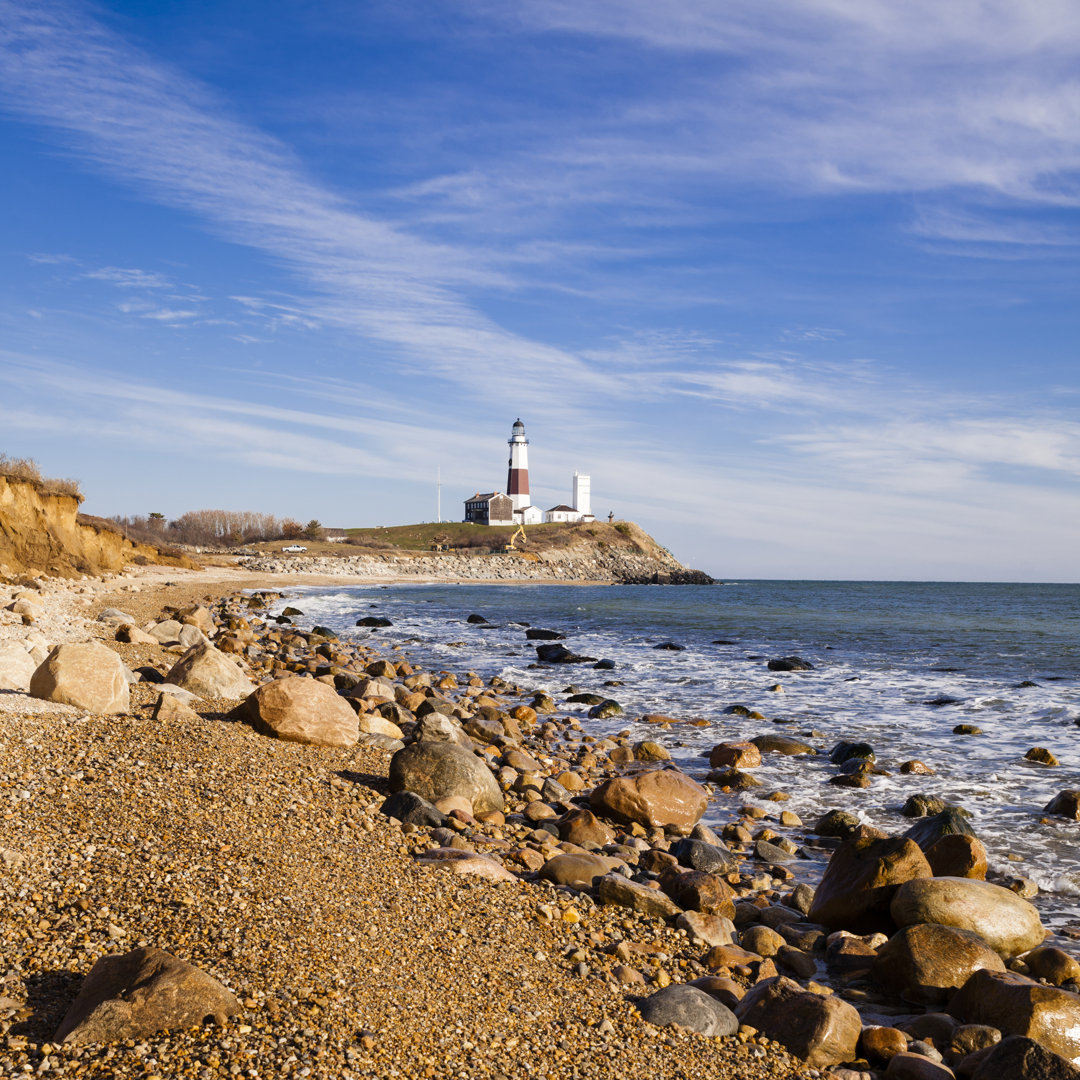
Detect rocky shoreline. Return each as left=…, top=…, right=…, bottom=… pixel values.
left=238, top=549, right=716, bottom=586
left=3, top=565, right=1080, bottom=1079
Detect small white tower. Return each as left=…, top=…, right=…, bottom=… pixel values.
left=573, top=471, right=591, bottom=518
left=507, top=418, right=530, bottom=513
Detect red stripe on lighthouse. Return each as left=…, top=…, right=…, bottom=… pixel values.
left=508, top=468, right=528, bottom=496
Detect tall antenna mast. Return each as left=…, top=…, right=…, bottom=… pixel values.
left=436, top=466, right=442, bottom=523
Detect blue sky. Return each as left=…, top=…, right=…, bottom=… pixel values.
left=1, top=0, right=1078, bottom=580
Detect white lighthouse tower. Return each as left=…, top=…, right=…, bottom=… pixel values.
left=507, top=418, right=530, bottom=513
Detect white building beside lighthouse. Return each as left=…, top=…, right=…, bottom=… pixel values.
left=464, top=418, right=592, bottom=526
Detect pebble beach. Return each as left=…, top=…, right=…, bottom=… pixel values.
left=4, top=562, right=1080, bottom=1080
left=3, top=565, right=802, bottom=1080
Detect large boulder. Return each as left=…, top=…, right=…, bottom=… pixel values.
left=970, top=1035, right=1080, bottom=1080
left=29, top=642, right=130, bottom=714
left=925, top=834, right=987, bottom=879
left=808, top=834, right=931, bottom=934
left=1044, top=791, right=1080, bottom=821
left=904, top=807, right=976, bottom=850
left=948, top=969, right=1080, bottom=1065
left=638, top=984, right=738, bottom=1036
left=890, top=878, right=1045, bottom=958
left=164, top=642, right=253, bottom=700
left=589, top=768, right=707, bottom=830
left=0, top=642, right=36, bottom=691
left=231, top=677, right=358, bottom=747
left=55, top=947, right=238, bottom=1043
left=871, top=923, right=1005, bottom=1005
left=388, top=741, right=504, bottom=814
left=736, top=975, right=861, bottom=1067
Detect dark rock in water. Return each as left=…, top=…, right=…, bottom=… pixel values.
left=593, top=658, right=616, bottom=670
left=273, top=615, right=292, bottom=624
left=712, top=639, right=737, bottom=645
left=707, top=767, right=762, bottom=790
left=654, top=642, right=686, bottom=651
left=466, top=613, right=489, bottom=624
left=567, top=693, right=605, bottom=705
left=1044, top=790, right=1080, bottom=820
left=1014, top=680, right=1040, bottom=689
left=925, top=696, right=963, bottom=707
left=310, top=625, right=338, bottom=640
left=638, top=983, right=738, bottom=1036
left=671, top=837, right=737, bottom=874
left=355, top=616, right=393, bottom=627
left=902, top=793, right=948, bottom=818
left=830, top=741, right=875, bottom=765
left=830, top=773, right=871, bottom=788
left=525, top=628, right=564, bottom=640
left=379, top=790, right=446, bottom=827
left=281, top=606, right=303, bottom=616
left=768, top=656, right=814, bottom=672
left=588, top=699, right=623, bottom=719
left=953, top=724, right=983, bottom=735
left=972, top=1035, right=1080, bottom=1080
left=751, top=733, right=815, bottom=755
left=536, top=643, right=597, bottom=664
left=904, top=807, right=975, bottom=851
left=931, top=667, right=964, bottom=673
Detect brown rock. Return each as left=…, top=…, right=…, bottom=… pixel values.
left=30, top=642, right=130, bottom=714
left=558, top=808, right=614, bottom=848
left=1044, top=791, right=1080, bottom=820
left=231, top=676, right=358, bottom=747
left=872, top=923, right=1005, bottom=1005
left=891, top=878, right=1045, bottom=958
left=55, top=947, right=239, bottom=1043
left=539, top=853, right=622, bottom=890
left=970, top=1035, right=1080, bottom=1080
left=709, top=742, right=762, bottom=769
left=0, top=641, right=37, bottom=691
left=948, top=968, right=1080, bottom=1065
left=808, top=834, right=932, bottom=934
left=675, top=911, right=736, bottom=948
left=659, top=868, right=735, bottom=919
left=884, top=1052, right=955, bottom=1078
left=925, top=834, right=988, bottom=879
left=150, top=692, right=201, bottom=724
left=861, top=1025, right=909, bottom=1063
left=597, top=874, right=682, bottom=918
left=1024, top=947, right=1080, bottom=986
left=414, top=848, right=517, bottom=882
left=735, top=975, right=861, bottom=1067
left=164, top=642, right=253, bottom=700
left=589, top=768, right=707, bottom=830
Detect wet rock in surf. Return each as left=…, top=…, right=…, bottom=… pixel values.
left=902, top=793, right=948, bottom=818
left=355, top=616, right=392, bottom=627
left=588, top=699, right=623, bottom=719
left=767, top=656, right=814, bottom=672
left=752, top=734, right=816, bottom=756
left=904, top=807, right=975, bottom=851
left=536, top=643, right=598, bottom=664
left=831, top=741, right=876, bottom=765
left=814, top=810, right=861, bottom=838
left=525, top=628, right=564, bottom=640
left=1043, top=791, right=1080, bottom=820
left=952, top=724, right=984, bottom=735
left=1025, top=747, right=1059, bottom=766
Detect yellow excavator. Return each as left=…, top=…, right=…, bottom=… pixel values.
left=503, top=524, right=527, bottom=552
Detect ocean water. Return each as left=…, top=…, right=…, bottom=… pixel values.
left=267, top=580, right=1080, bottom=933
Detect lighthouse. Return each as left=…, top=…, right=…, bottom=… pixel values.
left=507, top=418, right=530, bottom=513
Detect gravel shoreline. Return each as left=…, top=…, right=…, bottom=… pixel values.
left=3, top=565, right=802, bottom=1079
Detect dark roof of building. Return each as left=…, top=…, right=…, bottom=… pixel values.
left=546, top=504, right=577, bottom=513
left=467, top=492, right=508, bottom=502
